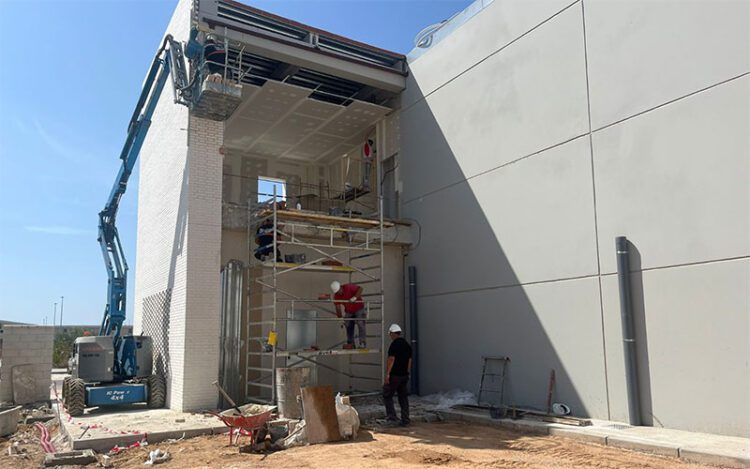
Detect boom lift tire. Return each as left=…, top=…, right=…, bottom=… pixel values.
left=62, top=376, right=72, bottom=400
left=147, top=374, right=166, bottom=409
left=66, top=378, right=86, bottom=417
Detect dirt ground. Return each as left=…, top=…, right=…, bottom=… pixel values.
left=103, top=421, right=717, bottom=469
left=0, top=421, right=721, bottom=468
left=0, top=423, right=54, bottom=469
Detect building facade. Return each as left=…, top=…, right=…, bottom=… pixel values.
left=134, top=0, right=749, bottom=437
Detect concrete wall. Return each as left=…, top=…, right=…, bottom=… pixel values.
left=401, top=0, right=749, bottom=437
left=0, top=325, right=53, bottom=404
left=134, top=0, right=224, bottom=411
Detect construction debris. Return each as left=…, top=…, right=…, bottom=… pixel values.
left=43, top=449, right=97, bottom=467
left=143, top=448, right=171, bottom=465
left=0, top=405, right=21, bottom=437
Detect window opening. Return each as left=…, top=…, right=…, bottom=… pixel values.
left=258, top=176, right=286, bottom=203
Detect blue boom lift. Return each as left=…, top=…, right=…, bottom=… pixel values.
left=61, top=32, right=240, bottom=416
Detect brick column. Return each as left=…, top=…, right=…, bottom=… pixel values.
left=177, top=116, right=224, bottom=410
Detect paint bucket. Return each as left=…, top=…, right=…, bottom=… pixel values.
left=275, top=367, right=311, bottom=419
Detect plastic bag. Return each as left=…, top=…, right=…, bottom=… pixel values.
left=277, top=420, right=307, bottom=449
left=144, top=449, right=170, bottom=465
left=335, top=393, right=360, bottom=440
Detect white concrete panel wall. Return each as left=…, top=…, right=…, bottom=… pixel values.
left=584, top=0, right=750, bottom=129
left=593, top=75, right=750, bottom=274
left=403, top=0, right=577, bottom=107
left=402, top=0, right=749, bottom=437
left=403, top=3, right=589, bottom=200
left=600, top=259, right=750, bottom=437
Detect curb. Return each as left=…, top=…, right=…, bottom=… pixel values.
left=606, top=435, right=680, bottom=458
left=679, top=448, right=750, bottom=468
left=436, top=409, right=750, bottom=469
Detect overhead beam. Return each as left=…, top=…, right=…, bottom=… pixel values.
left=203, top=18, right=406, bottom=93
left=270, top=62, right=300, bottom=81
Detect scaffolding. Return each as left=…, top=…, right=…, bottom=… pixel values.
left=244, top=182, right=389, bottom=404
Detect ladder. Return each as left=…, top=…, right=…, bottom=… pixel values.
left=477, top=356, right=510, bottom=407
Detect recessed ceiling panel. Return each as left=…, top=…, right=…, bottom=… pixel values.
left=224, top=117, right=274, bottom=149
left=295, top=99, right=344, bottom=120
left=252, top=140, right=294, bottom=157
left=222, top=80, right=392, bottom=162
left=317, top=101, right=389, bottom=139
left=259, top=114, right=324, bottom=145
left=240, top=81, right=311, bottom=122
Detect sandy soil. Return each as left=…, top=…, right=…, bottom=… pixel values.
left=0, top=424, right=52, bottom=469
left=103, top=421, right=716, bottom=469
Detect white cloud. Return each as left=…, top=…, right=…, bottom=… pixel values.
left=32, top=120, right=89, bottom=164
left=24, top=225, right=95, bottom=236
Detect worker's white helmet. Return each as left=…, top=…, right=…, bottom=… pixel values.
left=388, top=324, right=402, bottom=333
left=330, top=281, right=341, bottom=293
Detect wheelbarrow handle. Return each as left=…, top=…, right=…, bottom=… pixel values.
left=213, top=381, right=242, bottom=414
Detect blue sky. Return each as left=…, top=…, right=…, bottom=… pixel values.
left=0, top=0, right=471, bottom=326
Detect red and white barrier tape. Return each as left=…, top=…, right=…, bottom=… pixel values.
left=51, top=380, right=148, bottom=454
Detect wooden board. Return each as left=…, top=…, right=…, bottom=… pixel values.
left=258, top=208, right=395, bottom=228
left=300, top=385, right=341, bottom=444
left=261, top=261, right=356, bottom=273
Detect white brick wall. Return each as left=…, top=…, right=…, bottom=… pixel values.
left=0, top=325, right=54, bottom=403
left=180, top=116, right=224, bottom=409
left=133, top=0, right=200, bottom=411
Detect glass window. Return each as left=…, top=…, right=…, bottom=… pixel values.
left=258, top=176, right=286, bottom=203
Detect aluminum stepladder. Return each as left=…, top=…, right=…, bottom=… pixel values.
left=477, top=356, right=510, bottom=407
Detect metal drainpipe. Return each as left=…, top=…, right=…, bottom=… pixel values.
left=616, top=236, right=641, bottom=426
left=408, top=266, right=419, bottom=396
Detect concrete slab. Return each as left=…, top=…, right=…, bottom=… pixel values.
left=44, top=449, right=97, bottom=467
left=56, top=404, right=227, bottom=452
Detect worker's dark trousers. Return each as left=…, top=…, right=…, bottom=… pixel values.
left=383, top=374, right=409, bottom=424
left=344, top=307, right=366, bottom=347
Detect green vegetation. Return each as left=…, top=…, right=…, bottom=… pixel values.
left=53, top=328, right=88, bottom=368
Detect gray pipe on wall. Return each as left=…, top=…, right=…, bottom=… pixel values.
left=408, top=266, right=419, bottom=396
left=615, top=236, right=641, bottom=426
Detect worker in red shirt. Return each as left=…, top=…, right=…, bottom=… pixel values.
left=331, top=281, right=366, bottom=348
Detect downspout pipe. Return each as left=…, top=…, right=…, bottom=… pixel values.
left=408, top=266, right=419, bottom=395
left=615, top=236, right=641, bottom=426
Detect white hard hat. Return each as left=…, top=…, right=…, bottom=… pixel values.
left=330, top=281, right=341, bottom=293
left=388, top=324, right=402, bottom=333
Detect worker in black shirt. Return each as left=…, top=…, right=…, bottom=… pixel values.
left=203, top=35, right=227, bottom=81
left=383, top=323, right=412, bottom=426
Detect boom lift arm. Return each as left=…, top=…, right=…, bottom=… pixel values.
left=97, top=35, right=191, bottom=371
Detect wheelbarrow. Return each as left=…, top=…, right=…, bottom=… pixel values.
left=210, top=404, right=277, bottom=446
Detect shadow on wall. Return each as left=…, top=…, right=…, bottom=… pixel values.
left=401, top=79, right=605, bottom=417
left=627, top=241, right=656, bottom=427
left=140, top=161, right=189, bottom=408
